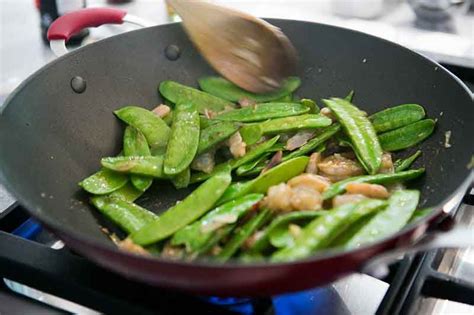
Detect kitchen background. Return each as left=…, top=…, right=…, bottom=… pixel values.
left=0, top=0, right=473, bottom=314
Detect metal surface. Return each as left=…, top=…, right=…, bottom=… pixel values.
left=0, top=18, right=472, bottom=295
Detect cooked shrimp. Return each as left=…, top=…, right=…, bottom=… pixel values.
left=117, top=238, right=150, bottom=256
left=191, top=151, right=215, bottom=173
left=306, top=152, right=322, bottom=174
left=239, top=98, right=257, bottom=108
left=317, top=153, right=365, bottom=182
left=161, top=243, right=185, bottom=259
left=345, top=183, right=390, bottom=199
left=261, top=183, right=293, bottom=212
left=379, top=153, right=394, bottom=174
left=320, top=107, right=337, bottom=121
left=290, top=187, right=323, bottom=211
left=152, top=104, right=171, bottom=118
left=227, top=131, right=247, bottom=158
left=288, top=173, right=331, bottom=193
left=243, top=231, right=264, bottom=250
left=332, top=193, right=368, bottom=207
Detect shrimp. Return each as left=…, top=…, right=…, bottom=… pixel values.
left=227, top=131, right=247, bottom=158
left=317, top=153, right=365, bottom=182
left=320, top=107, right=337, bottom=121
left=345, top=183, right=390, bottom=199
left=286, top=131, right=314, bottom=151
left=290, top=187, right=323, bottom=211
left=161, top=243, right=185, bottom=260
left=117, top=238, right=150, bottom=256
left=152, top=104, right=171, bottom=118
left=379, top=152, right=394, bottom=174
left=306, top=152, right=322, bottom=174
left=288, top=173, right=331, bottom=193
left=261, top=183, right=293, bottom=212
left=332, top=193, right=367, bottom=207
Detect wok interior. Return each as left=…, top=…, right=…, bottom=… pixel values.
left=0, top=21, right=472, bottom=251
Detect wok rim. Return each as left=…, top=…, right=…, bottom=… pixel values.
left=1, top=19, right=473, bottom=271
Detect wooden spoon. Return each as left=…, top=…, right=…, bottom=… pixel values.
left=166, top=0, right=297, bottom=93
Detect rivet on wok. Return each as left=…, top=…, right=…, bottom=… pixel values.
left=71, top=76, right=87, bottom=94
left=165, top=45, right=181, bottom=61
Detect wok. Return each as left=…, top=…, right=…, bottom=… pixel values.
left=0, top=8, right=472, bottom=296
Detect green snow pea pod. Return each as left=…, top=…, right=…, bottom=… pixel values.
left=171, top=194, right=264, bottom=253
left=163, top=110, right=173, bottom=126
left=322, top=168, right=425, bottom=200
left=159, top=80, right=235, bottom=114
left=198, top=76, right=301, bottom=103
left=394, top=150, right=422, bottom=172
left=249, top=210, right=327, bottom=253
left=131, top=167, right=232, bottom=245
left=164, top=103, right=200, bottom=175
left=275, top=94, right=293, bottom=102
left=344, top=190, right=420, bottom=249
left=197, top=121, right=239, bottom=155
left=240, top=114, right=332, bottom=145
left=217, top=208, right=272, bottom=261
left=323, top=98, right=382, bottom=174
left=379, top=119, right=435, bottom=151
left=191, top=136, right=280, bottom=183
left=123, top=126, right=153, bottom=192
left=408, top=207, right=433, bottom=224
left=109, top=182, right=143, bottom=202
left=91, top=196, right=158, bottom=234
left=370, top=104, right=425, bottom=133
left=345, top=90, right=355, bottom=102
left=171, top=167, right=191, bottom=189
left=218, top=156, right=309, bottom=204
left=236, top=153, right=271, bottom=176
left=79, top=168, right=128, bottom=195
left=271, top=199, right=387, bottom=262
left=214, top=103, right=310, bottom=123
left=114, top=106, right=170, bottom=149
left=300, top=99, right=320, bottom=114
left=101, top=156, right=166, bottom=178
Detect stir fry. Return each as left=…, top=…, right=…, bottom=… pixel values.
left=79, top=76, right=436, bottom=262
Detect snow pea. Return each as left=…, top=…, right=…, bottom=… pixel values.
left=323, top=98, right=382, bottom=174
left=379, top=119, right=435, bottom=151
left=214, top=103, right=310, bottom=123
left=271, top=199, right=387, bottom=262
left=344, top=190, right=420, bottom=249
left=249, top=210, right=327, bottom=253
left=275, top=94, right=293, bottom=102
left=191, top=136, right=280, bottom=183
left=91, top=196, right=158, bottom=234
left=131, top=167, right=232, bottom=245
left=171, top=167, right=190, bottom=189
left=101, top=156, right=166, bottom=178
left=171, top=194, right=263, bottom=253
left=197, top=121, right=239, bottom=155
left=217, top=208, right=272, bottom=261
left=164, top=103, right=200, bottom=175
left=159, top=80, right=235, bottom=114
left=236, top=153, right=271, bottom=176
left=218, top=156, right=309, bottom=204
left=300, top=99, right=319, bottom=114
left=370, top=104, right=425, bottom=133
left=123, top=126, right=153, bottom=192
left=240, top=114, right=332, bottom=145
left=408, top=207, right=433, bottom=223
left=114, top=106, right=170, bottom=149
left=394, top=150, right=422, bottom=172
left=322, top=168, right=425, bottom=200
left=109, top=182, right=143, bottom=202
left=345, top=90, right=355, bottom=102
left=79, top=168, right=128, bottom=195
left=198, top=76, right=301, bottom=103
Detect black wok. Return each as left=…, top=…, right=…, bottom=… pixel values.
left=0, top=8, right=472, bottom=295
